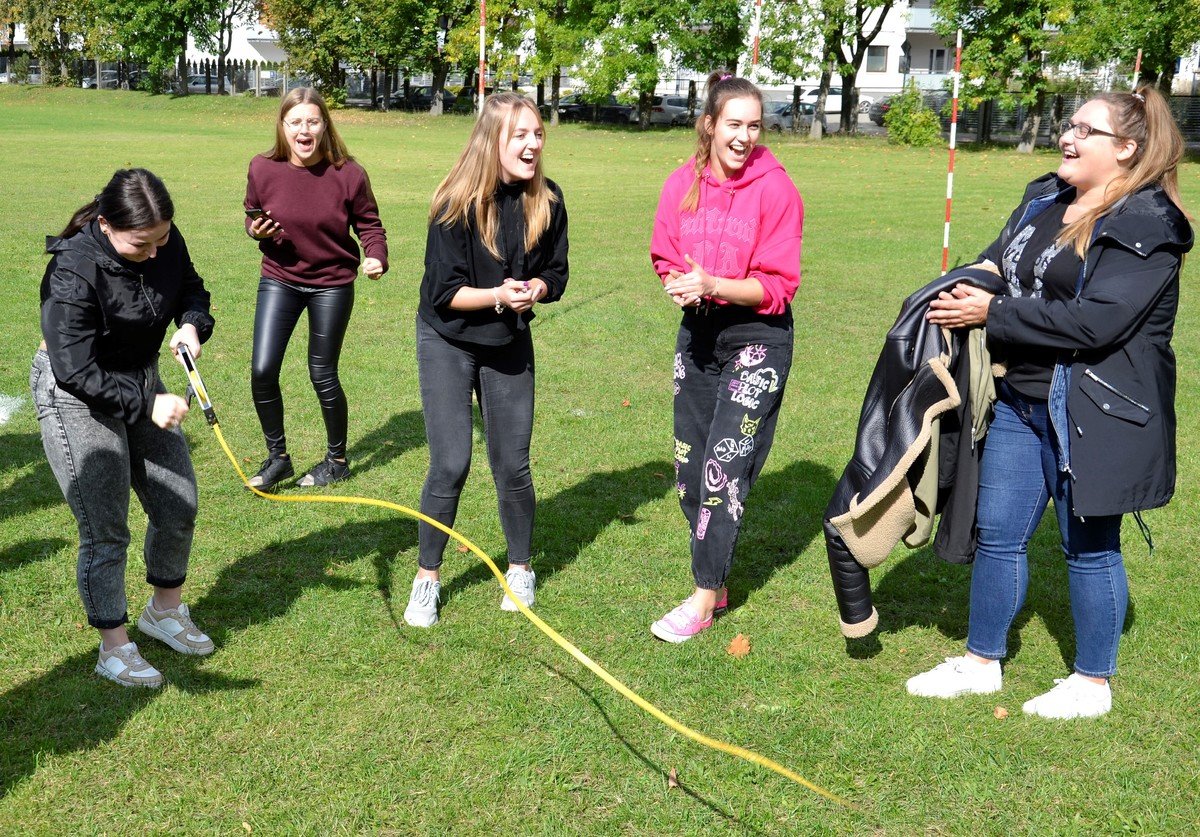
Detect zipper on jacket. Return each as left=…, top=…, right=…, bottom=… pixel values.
left=1083, top=368, right=1151, bottom=413
left=138, top=276, right=158, bottom=319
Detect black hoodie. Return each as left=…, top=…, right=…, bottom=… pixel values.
left=40, top=220, right=214, bottom=423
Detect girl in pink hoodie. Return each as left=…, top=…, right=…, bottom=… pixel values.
left=649, top=72, right=803, bottom=643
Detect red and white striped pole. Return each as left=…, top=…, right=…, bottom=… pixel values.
left=478, top=0, right=487, bottom=114
left=941, top=29, right=963, bottom=275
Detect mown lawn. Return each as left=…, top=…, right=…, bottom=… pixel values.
left=1, top=86, right=1198, bottom=834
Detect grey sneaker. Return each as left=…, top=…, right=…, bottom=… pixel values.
left=500, top=567, right=536, bottom=612
left=137, top=599, right=215, bottom=656
left=95, top=641, right=164, bottom=688
left=404, top=576, right=441, bottom=627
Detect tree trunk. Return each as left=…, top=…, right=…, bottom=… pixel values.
left=839, top=70, right=858, bottom=134
left=1016, top=90, right=1045, bottom=154
left=430, top=60, right=449, bottom=115
left=638, top=89, right=651, bottom=129
left=809, top=68, right=832, bottom=139
left=550, top=69, right=560, bottom=126
left=177, top=32, right=188, bottom=94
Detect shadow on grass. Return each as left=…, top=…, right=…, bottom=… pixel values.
left=543, top=662, right=755, bottom=832
left=0, top=431, right=64, bottom=526
left=847, top=521, right=1138, bottom=672
left=438, top=461, right=676, bottom=607
left=0, top=652, right=255, bottom=798
left=0, top=537, right=69, bottom=573
left=725, top=459, right=837, bottom=610
left=346, top=409, right=426, bottom=481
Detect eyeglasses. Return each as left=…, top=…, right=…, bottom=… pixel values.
left=1059, top=119, right=1120, bottom=140
left=283, top=118, right=324, bottom=131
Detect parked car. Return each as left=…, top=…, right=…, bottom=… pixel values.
left=377, top=85, right=458, bottom=111
left=552, top=93, right=633, bottom=123
left=762, top=101, right=818, bottom=133
left=186, top=74, right=232, bottom=94
left=82, top=70, right=119, bottom=89
left=630, top=95, right=693, bottom=126
left=800, top=86, right=842, bottom=114
left=869, top=95, right=893, bottom=126
left=451, top=85, right=494, bottom=113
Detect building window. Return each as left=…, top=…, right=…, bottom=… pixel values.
left=930, top=48, right=947, bottom=73
left=866, top=46, right=887, bottom=73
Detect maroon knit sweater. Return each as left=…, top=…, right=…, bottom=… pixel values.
left=245, top=154, right=389, bottom=287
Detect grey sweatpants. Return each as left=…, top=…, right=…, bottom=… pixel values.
left=31, top=350, right=197, bottom=629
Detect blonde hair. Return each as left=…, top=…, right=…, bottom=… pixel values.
left=267, top=87, right=352, bottom=168
left=681, top=71, right=764, bottom=213
left=428, top=92, right=556, bottom=259
left=1060, top=86, right=1191, bottom=258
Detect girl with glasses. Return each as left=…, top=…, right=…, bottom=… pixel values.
left=243, top=87, right=389, bottom=490
left=910, top=87, right=1192, bottom=718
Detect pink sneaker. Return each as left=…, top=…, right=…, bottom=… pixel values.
left=713, top=587, right=729, bottom=616
left=651, top=601, right=714, bottom=643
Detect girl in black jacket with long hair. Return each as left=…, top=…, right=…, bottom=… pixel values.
left=908, top=88, right=1192, bottom=719
left=35, top=168, right=216, bottom=688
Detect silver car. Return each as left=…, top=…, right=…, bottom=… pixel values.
left=762, top=100, right=819, bottom=133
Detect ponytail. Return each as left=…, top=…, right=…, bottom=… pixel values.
left=680, top=70, right=764, bottom=213
left=1059, top=86, right=1191, bottom=258
left=58, top=168, right=175, bottom=239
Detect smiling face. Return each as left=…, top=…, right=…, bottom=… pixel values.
left=99, top=219, right=172, bottom=262
left=1058, top=99, right=1137, bottom=196
left=282, top=103, right=326, bottom=167
left=498, top=104, right=544, bottom=183
left=705, top=96, right=762, bottom=181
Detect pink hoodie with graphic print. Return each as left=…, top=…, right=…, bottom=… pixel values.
left=650, top=145, right=803, bottom=316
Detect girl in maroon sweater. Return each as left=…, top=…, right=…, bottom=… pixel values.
left=244, top=87, right=389, bottom=489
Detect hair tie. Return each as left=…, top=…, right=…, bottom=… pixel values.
left=1132, top=92, right=1145, bottom=103
left=719, top=73, right=732, bottom=81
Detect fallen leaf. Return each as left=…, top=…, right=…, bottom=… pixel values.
left=652, top=472, right=665, bottom=478
left=75, top=623, right=84, bottom=630
left=668, top=767, right=679, bottom=789
left=456, top=544, right=470, bottom=553
left=993, top=706, right=1009, bottom=720
left=242, top=824, right=252, bottom=834
left=727, top=633, right=751, bottom=658
left=621, top=399, right=631, bottom=408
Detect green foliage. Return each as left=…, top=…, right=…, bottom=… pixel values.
left=9, top=51, right=30, bottom=83
left=884, top=81, right=942, bottom=146
left=934, top=0, right=1055, bottom=109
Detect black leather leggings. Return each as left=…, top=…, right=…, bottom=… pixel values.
left=250, top=276, right=354, bottom=460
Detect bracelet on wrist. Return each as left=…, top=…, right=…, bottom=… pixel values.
left=493, top=286, right=505, bottom=314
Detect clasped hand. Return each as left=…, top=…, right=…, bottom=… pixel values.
left=663, top=254, right=714, bottom=308
left=499, top=278, right=546, bottom=313
left=926, top=283, right=994, bottom=329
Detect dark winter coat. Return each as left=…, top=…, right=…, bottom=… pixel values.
left=985, top=173, right=1192, bottom=516
left=40, top=220, right=214, bottom=423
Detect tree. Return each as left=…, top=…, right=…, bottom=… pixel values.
left=99, top=0, right=223, bottom=91
left=1054, top=0, right=1200, bottom=93
left=934, top=0, right=1058, bottom=152
left=194, top=0, right=256, bottom=93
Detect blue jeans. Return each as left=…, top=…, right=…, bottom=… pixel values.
left=967, top=383, right=1127, bottom=678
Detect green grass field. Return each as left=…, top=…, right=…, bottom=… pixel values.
left=1, top=86, right=1198, bottom=834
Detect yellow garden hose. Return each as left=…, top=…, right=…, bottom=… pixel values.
left=176, top=345, right=851, bottom=808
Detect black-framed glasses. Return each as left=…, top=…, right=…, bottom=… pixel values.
left=1059, top=119, right=1120, bottom=140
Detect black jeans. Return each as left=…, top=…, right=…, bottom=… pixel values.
left=250, top=276, right=354, bottom=460
left=416, top=315, right=536, bottom=569
left=673, top=307, right=794, bottom=589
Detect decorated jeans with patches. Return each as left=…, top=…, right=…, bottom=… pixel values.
left=30, top=350, right=196, bottom=629
left=672, top=307, right=793, bottom=589
left=415, top=316, right=536, bottom=570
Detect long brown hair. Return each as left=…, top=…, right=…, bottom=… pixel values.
left=266, top=87, right=352, bottom=168
left=1060, top=86, right=1191, bottom=257
left=428, top=92, right=556, bottom=259
left=59, top=168, right=174, bottom=239
left=680, top=70, right=764, bottom=212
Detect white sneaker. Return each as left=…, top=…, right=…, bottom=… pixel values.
left=403, top=576, right=441, bottom=627
left=906, top=655, right=1002, bottom=698
left=500, top=567, right=536, bottom=612
left=137, top=599, right=214, bottom=656
left=95, top=641, right=164, bottom=688
left=1022, top=673, right=1112, bottom=719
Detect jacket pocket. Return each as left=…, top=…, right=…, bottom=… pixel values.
left=1079, top=368, right=1152, bottom=426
